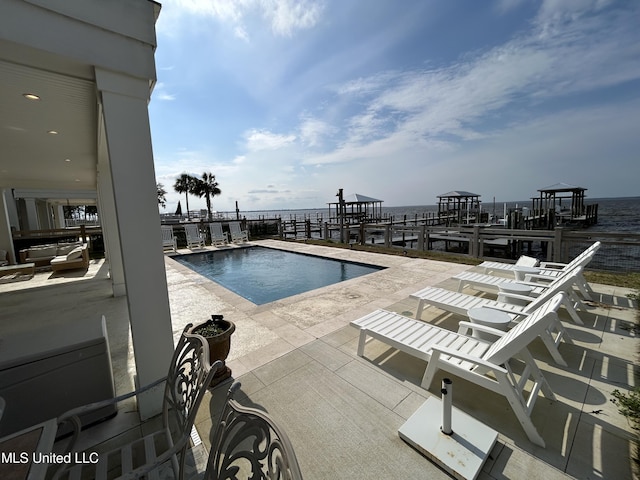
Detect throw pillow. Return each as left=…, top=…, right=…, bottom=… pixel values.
left=66, top=247, right=84, bottom=261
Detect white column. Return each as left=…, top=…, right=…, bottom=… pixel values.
left=53, top=205, right=66, bottom=229
left=97, top=110, right=126, bottom=297
left=96, top=68, right=174, bottom=420
left=0, top=190, right=16, bottom=264
left=24, top=198, right=40, bottom=230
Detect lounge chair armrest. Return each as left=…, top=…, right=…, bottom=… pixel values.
left=496, top=292, right=536, bottom=303
left=457, top=321, right=508, bottom=339
left=523, top=273, right=554, bottom=283
left=538, top=261, right=566, bottom=269
left=430, top=345, right=509, bottom=374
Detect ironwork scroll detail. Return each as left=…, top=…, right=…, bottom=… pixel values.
left=208, top=383, right=303, bottom=480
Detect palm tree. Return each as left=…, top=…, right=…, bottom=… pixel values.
left=173, top=173, right=196, bottom=219
left=157, top=183, right=167, bottom=209
left=192, top=172, right=222, bottom=221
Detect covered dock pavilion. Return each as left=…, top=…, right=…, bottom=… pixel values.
left=327, top=192, right=384, bottom=224
left=532, top=183, right=598, bottom=228
left=437, top=190, right=483, bottom=225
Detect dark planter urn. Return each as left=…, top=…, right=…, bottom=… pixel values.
left=190, top=315, right=236, bottom=387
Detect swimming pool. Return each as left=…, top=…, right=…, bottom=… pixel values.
left=173, top=246, right=385, bottom=305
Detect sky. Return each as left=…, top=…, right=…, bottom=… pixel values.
left=150, top=0, right=640, bottom=213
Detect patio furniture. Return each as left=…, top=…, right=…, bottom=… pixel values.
left=51, top=324, right=221, bottom=480
left=467, top=307, right=511, bottom=340
left=0, top=418, right=58, bottom=480
left=50, top=244, right=89, bottom=272
left=478, top=241, right=600, bottom=299
left=412, top=267, right=585, bottom=326
left=205, top=382, right=304, bottom=480
left=229, top=221, right=248, bottom=243
left=513, top=266, right=540, bottom=281
left=479, top=254, right=539, bottom=274
left=497, top=282, right=534, bottom=305
left=0, top=316, right=116, bottom=438
left=185, top=224, right=205, bottom=249
left=208, top=222, right=228, bottom=247
left=0, top=262, right=35, bottom=278
left=351, top=293, right=566, bottom=447
left=454, top=261, right=593, bottom=302
left=161, top=225, right=177, bottom=252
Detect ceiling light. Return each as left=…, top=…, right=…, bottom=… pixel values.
left=65, top=158, right=71, bottom=162
left=23, top=93, right=40, bottom=100
left=48, top=130, right=59, bottom=135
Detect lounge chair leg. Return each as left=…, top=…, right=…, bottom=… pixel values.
left=357, top=330, right=368, bottom=357
left=421, top=351, right=440, bottom=389
left=498, top=374, right=547, bottom=448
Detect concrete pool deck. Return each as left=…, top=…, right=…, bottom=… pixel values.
left=1, top=239, right=638, bottom=479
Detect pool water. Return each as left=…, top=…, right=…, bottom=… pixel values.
left=174, top=246, right=385, bottom=305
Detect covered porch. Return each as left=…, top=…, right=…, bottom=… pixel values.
left=0, top=0, right=173, bottom=427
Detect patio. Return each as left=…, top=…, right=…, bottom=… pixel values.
left=1, top=239, right=637, bottom=479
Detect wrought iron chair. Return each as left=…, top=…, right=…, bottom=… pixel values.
left=52, top=324, right=221, bottom=480
left=205, top=382, right=303, bottom=480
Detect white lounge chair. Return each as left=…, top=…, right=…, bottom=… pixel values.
left=479, top=255, right=539, bottom=275
left=410, top=269, right=587, bottom=367
left=351, top=293, right=566, bottom=447
left=454, top=261, right=594, bottom=302
left=413, top=267, right=585, bottom=326
left=229, top=221, right=248, bottom=243
left=184, top=224, right=205, bottom=249
left=480, top=242, right=600, bottom=296
left=208, top=223, right=228, bottom=247
left=161, top=225, right=177, bottom=252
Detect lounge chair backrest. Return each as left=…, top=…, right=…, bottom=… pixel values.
left=562, top=242, right=599, bottom=270
left=483, top=293, right=564, bottom=366
left=521, top=266, right=583, bottom=314
left=210, top=222, right=224, bottom=236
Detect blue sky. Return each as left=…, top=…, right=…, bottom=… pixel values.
left=150, top=0, right=640, bottom=213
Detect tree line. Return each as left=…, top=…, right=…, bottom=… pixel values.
left=157, top=172, right=221, bottom=221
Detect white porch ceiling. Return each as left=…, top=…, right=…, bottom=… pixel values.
left=0, top=57, right=98, bottom=192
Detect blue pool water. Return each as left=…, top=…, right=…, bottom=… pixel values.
left=174, top=246, right=385, bottom=305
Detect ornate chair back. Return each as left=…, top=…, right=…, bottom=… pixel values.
left=205, top=382, right=303, bottom=480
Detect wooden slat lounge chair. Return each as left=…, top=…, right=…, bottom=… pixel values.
left=184, top=224, right=205, bottom=249
left=229, top=221, right=248, bottom=243
left=161, top=225, right=177, bottom=252
left=350, top=293, right=566, bottom=447
left=208, top=222, right=228, bottom=247
left=52, top=325, right=221, bottom=480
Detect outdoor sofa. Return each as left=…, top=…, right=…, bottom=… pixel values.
left=19, top=243, right=89, bottom=271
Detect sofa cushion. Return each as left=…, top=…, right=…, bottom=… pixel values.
left=66, top=247, right=84, bottom=261
left=29, top=246, right=57, bottom=258
left=57, top=243, right=81, bottom=256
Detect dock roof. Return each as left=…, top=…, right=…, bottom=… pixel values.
left=538, top=182, right=587, bottom=193
left=437, top=191, right=481, bottom=198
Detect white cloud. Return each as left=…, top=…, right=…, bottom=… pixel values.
left=152, top=82, right=176, bottom=101
left=261, top=0, right=326, bottom=37
left=298, top=116, right=334, bottom=147
left=159, top=0, right=324, bottom=38
left=245, top=129, right=297, bottom=151
left=304, top=1, right=640, bottom=168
